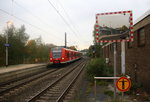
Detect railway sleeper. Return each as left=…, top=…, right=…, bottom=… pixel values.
left=46, top=91, right=61, bottom=94
left=35, top=99, right=49, bottom=102
left=39, top=96, right=50, bottom=100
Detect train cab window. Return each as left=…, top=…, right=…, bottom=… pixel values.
left=138, top=28, right=145, bottom=46
left=52, top=49, right=62, bottom=58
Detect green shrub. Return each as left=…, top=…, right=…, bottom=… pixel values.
left=86, top=58, right=113, bottom=81
left=97, top=80, right=109, bottom=86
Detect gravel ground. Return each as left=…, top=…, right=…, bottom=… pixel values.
left=76, top=79, right=108, bottom=102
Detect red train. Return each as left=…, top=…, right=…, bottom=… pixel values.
left=49, top=47, right=82, bottom=64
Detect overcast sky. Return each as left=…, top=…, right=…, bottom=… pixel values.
left=0, top=0, right=149, bottom=50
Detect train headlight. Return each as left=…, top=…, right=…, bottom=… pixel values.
left=62, top=58, right=64, bottom=60
left=50, top=58, right=52, bottom=60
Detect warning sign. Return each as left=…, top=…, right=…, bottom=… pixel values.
left=116, top=77, right=131, bottom=92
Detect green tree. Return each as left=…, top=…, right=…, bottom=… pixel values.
left=68, top=46, right=77, bottom=50
left=26, top=40, right=37, bottom=63
left=0, top=34, right=5, bottom=66
left=1, top=25, right=29, bottom=65
left=0, top=24, right=55, bottom=66
left=88, top=44, right=102, bottom=58
left=117, top=25, right=129, bottom=32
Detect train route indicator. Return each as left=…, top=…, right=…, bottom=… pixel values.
left=116, top=77, right=131, bottom=92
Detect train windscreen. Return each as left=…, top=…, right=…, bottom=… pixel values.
left=52, top=49, right=62, bottom=58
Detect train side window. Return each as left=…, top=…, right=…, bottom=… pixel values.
left=67, top=53, right=69, bottom=57
left=138, top=28, right=145, bottom=46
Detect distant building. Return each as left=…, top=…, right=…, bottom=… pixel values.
left=98, top=26, right=128, bottom=36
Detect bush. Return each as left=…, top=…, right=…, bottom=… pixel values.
left=97, top=80, right=109, bottom=86
left=86, top=58, right=113, bottom=81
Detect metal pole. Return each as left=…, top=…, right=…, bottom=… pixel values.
left=121, top=40, right=126, bottom=102
left=121, top=92, right=124, bottom=102
left=6, top=24, right=9, bottom=67
left=65, top=32, right=67, bottom=48
left=121, top=40, right=125, bottom=75
left=94, top=79, right=96, bottom=102
left=113, top=43, right=117, bottom=100
left=94, top=77, right=120, bottom=80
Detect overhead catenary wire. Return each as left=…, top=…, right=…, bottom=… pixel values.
left=57, top=0, right=81, bottom=35
left=12, top=0, right=77, bottom=46
left=0, top=8, right=64, bottom=42
left=55, top=0, right=89, bottom=47
left=13, top=0, right=80, bottom=46
left=47, top=0, right=80, bottom=41
left=13, top=0, right=54, bottom=29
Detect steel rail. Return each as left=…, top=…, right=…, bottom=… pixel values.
left=27, top=60, right=85, bottom=102
left=0, top=68, right=58, bottom=95
left=0, top=66, right=47, bottom=86
left=0, top=64, right=46, bottom=76
left=56, top=63, right=86, bottom=102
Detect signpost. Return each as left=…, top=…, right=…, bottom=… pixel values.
left=94, top=10, right=133, bottom=101
left=6, top=21, right=13, bottom=67
left=94, top=76, right=131, bottom=102
left=116, top=77, right=131, bottom=102
left=116, top=77, right=131, bottom=92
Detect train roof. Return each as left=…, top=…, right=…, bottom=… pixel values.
left=51, top=46, right=81, bottom=53
left=62, top=48, right=81, bottom=53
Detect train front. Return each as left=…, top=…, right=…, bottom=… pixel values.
left=49, top=47, right=62, bottom=64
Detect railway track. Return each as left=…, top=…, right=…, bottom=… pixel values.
left=27, top=60, right=86, bottom=102
left=0, top=68, right=57, bottom=95
left=0, top=60, right=85, bottom=102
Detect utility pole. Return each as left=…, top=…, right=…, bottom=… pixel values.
left=121, top=40, right=125, bottom=75
left=6, top=24, right=8, bottom=67
left=5, top=21, right=13, bottom=67
left=65, top=32, right=67, bottom=48
left=121, top=40, right=126, bottom=102
left=113, top=43, right=117, bottom=101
